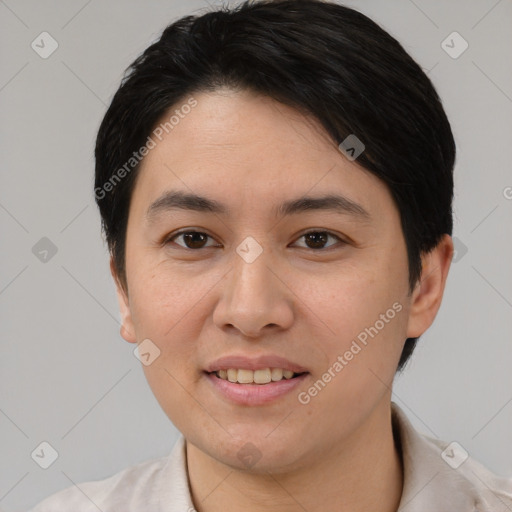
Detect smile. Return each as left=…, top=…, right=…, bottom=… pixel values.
left=204, top=370, right=309, bottom=405
left=212, top=368, right=306, bottom=384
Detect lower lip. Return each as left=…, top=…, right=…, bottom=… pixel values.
left=204, top=372, right=309, bottom=406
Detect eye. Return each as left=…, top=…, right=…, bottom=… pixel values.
left=292, top=230, right=345, bottom=250
left=165, top=230, right=220, bottom=250
left=164, top=229, right=346, bottom=251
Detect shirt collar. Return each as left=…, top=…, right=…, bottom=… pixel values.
left=156, top=401, right=511, bottom=512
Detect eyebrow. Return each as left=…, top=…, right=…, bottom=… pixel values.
left=145, top=190, right=371, bottom=223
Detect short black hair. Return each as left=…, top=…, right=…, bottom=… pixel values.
left=94, top=0, right=455, bottom=373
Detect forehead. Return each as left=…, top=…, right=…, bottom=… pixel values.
left=129, top=89, right=394, bottom=223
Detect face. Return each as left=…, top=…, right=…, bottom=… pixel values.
left=113, top=88, right=431, bottom=473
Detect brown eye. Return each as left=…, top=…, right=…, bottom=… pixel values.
left=294, top=231, right=343, bottom=250
left=167, top=231, right=218, bottom=249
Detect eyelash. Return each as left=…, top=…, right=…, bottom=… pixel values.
left=164, top=229, right=346, bottom=251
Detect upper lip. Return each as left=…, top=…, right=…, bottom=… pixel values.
left=204, top=354, right=309, bottom=373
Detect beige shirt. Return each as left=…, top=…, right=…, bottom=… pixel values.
left=29, top=402, right=512, bottom=511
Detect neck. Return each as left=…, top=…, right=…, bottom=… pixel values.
left=186, top=400, right=403, bottom=512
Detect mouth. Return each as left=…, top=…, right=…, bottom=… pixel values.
left=206, top=368, right=309, bottom=385
left=203, top=354, right=310, bottom=405
left=203, top=369, right=310, bottom=406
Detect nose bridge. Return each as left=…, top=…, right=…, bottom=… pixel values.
left=233, top=241, right=273, bottom=300
left=213, top=237, right=294, bottom=336
left=231, top=238, right=277, bottom=311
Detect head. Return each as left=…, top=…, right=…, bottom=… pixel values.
left=94, top=0, right=454, bottom=472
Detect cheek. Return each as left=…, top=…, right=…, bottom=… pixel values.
left=297, top=293, right=407, bottom=432
left=127, top=268, right=211, bottom=401
left=311, top=264, right=398, bottom=335
left=128, top=264, right=209, bottom=339
left=306, top=263, right=408, bottom=382
left=132, top=269, right=207, bottom=427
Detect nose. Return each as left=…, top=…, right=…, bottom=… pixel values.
left=212, top=246, right=294, bottom=338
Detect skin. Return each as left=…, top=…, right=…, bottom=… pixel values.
left=111, top=87, right=453, bottom=512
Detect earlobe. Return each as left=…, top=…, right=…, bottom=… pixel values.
left=406, top=234, right=454, bottom=339
left=110, top=257, right=137, bottom=344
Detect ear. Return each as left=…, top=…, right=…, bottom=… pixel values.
left=406, top=234, right=454, bottom=338
left=110, top=257, right=137, bottom=344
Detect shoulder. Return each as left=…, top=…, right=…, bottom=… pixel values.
left=28, top=457, right=168, bottom=512
left=391, top=402, right=512, bottom=511
left=425, top=434, right=512, bottom=510
left=27, top=438, right=187, bottom=512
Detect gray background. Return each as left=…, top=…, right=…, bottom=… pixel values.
left=1, top=0, right=511, bottom=510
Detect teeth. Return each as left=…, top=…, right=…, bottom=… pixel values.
left=271, top=368, right=283, bottom=381
left=254, top=369, right=271, bottom=384
left=214, top=368, right=299, bottom=384
left=237, top=369, right=255, bottom=384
